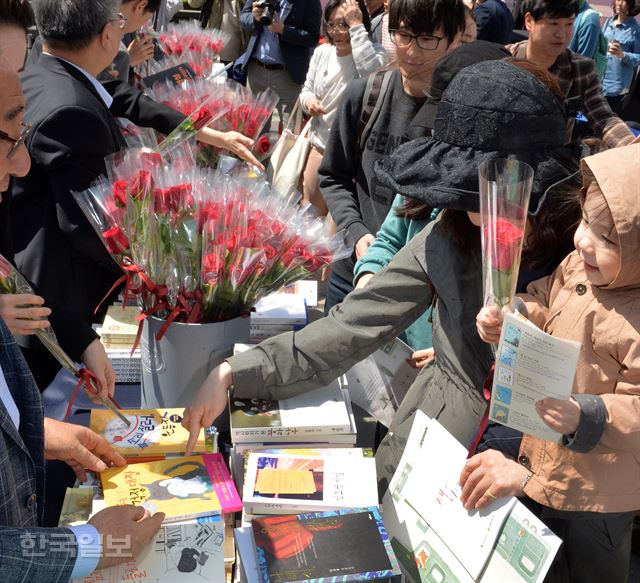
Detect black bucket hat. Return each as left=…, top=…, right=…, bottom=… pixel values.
left=375, top=60, right=582, bottom=215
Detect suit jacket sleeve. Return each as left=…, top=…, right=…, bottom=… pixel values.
left=280, top=0, right=321, bottom=48
left=0, top=526, right=77, bottom=580
left=102, top=79, right=186, bottom=136
left=29, top=105, right=122, bottom=358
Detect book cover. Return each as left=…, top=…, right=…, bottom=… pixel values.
left=252, top=508, right=401, bottom=583
left=243, top=453, right=378, bottom=515
left=101, top=305, right=142, bottom=337
left=230, top=382, right=353, bottom=443
left=89, top=408, right=208, bottom=458
left=101, top=454, right=242, bottom=522
left=73, top=521, right=225, bottom=583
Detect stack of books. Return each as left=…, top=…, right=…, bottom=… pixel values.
left=66, top=408, right=239, bottom=583
left=249, top=293, right=308, bottom=342
left=97, top=304, right=142, bottom=383
left=228, top=378, right=358, bottom=492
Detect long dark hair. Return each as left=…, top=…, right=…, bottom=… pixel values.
left=323, top=0, right=372, bottom=43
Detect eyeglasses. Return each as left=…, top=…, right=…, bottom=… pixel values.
left=110, top=12, right=127, bottom=30
left=389, top=29, right=444, bottom=50
left=0, top=123, right=31, bottom=159
left=324, top=20, right=349, bottom=31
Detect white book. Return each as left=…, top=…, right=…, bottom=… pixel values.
left=72, top=521, right=225, bottom=583
left=229, top=381, right=354, bottom=444
left=251, top=293, right=307, bottom=325
left=343, top=337, right=418, bottom=427
left=242, top=451, right=378, bottom=515
left=382, top=411, right=561, bottom=583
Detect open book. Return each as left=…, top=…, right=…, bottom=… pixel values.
left=382, top=411, right=561, bottom=583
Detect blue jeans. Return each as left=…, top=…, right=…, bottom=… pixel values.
left=324, top=270, right=354, bottom=316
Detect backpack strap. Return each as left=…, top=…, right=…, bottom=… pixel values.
left=356, top=70, right=394, bottom=153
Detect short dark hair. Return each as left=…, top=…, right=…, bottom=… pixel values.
left=121, top=0, right=163, bottom=13
left=34, top=0, right=120, bottom=50
left=389, top=0, right=466, bottom=44
left=0, top=0, right=34, bottom=30
left=322, top=0, right=372, bottom=43
left=521, top=0, right=579, bottom=20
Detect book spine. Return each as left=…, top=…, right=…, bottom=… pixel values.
left=162, top=509, right=221, bottom=524
left=204, top=454, right=243, bottom=513
left=231, top=426, right=353, bottom=443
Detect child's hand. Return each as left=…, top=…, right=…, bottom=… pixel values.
left=476, top=305, right=503, bottom=344
left=536, top=397, right=581, bottom=435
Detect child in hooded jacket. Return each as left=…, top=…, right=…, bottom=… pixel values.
left=467, top=142, right=640, bottom=583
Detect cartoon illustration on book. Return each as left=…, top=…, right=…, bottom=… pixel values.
left=142, top=460, right=213, bottom=504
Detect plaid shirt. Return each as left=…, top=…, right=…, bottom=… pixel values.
left=508, top=41, right=634, bottom=148
left=0, top=320, right=76, bottom=581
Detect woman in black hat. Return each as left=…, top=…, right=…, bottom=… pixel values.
left=184, top=60, right=582, bottom=489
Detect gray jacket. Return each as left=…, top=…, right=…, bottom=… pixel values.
left=228, top=214, right=494, bottom=492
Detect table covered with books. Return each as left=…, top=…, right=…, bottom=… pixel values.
left=39, top=285, right=563, bottom=583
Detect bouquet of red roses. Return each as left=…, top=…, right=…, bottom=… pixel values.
left=74, top=148, right=351, bottom=337
left=151, top=77, right=280, bottom=166
left=144, top=21, right=231, bottom=79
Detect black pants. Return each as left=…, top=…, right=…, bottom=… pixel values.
left=20, top=345, right=62, bottom=392
left=522, top=498, right=633, bottom=583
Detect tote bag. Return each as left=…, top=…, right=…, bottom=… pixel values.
left=267, top=102, right=313, bottom=195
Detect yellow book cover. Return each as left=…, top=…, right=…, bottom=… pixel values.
left=89, top=409, right=206, bottom=458
left=101, top=305, right=141, bottom=336
left=101, top=454, right=242, bottom=523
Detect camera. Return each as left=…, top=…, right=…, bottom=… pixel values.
left=256, top=0, right=281, bottom=26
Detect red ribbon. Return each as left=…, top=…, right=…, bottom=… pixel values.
left=65, top=367, right=123, bottom=419
left=94, top=258, right=156, bottom=315
left=155, top=288, right=204, bottom=341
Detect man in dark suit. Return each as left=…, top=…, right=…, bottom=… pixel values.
left=473, top=0, right=515, bottom=44
left=0, top=10, right=164, bottom=579
left=235, top=0, right=322, bottom=129
left=10, top=0, right=171, bottom=392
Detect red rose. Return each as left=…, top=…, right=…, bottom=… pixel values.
left=131, top=170, right=154, bottom=200
left=192, top=108, right=213, bottom=131
left=485, top=219, right=524, bottom=272
left=112, top=180, right=128, bottom=207
left=102, top=226, right=130, bottom=256
left=202, top=253, right=225, bottom=284
left=308, top=247, right=333, bottom=272
left=256, top=135, right=271, bottom=155
left=140, top=152, right=162, bottom=170
left=262, top=244, right=277, bottom=260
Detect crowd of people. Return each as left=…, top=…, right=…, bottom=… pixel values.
left=0, top=0, right=639, bottom=580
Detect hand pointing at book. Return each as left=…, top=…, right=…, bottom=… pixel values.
left=183, top=362, right=233, bottom=455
